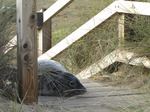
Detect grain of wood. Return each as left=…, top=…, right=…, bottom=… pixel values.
left=17, top=0, right=38, bottom=104
left=38, top=20, right=52, bottom=56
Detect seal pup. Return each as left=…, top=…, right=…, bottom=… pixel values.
left=38, top=59, right=87, bottom=97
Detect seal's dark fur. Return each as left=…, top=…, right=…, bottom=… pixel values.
left=38, top=59, right=86, bottom=96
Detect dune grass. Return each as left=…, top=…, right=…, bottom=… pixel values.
left=0, top=0, right=150, bottom=111
left=47, top=0, right=150, bottom=91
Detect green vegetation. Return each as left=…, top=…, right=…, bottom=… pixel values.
left=51, top=0, right=116, bottom=72
left=0, top=0, right=16, bottom=65
left=0, top=0, right=150, bottom=111
left=124, top=14, right=150, bottom=54
left=47, top=0, right=150, bottom=91
left=0, top=0, right=17, bottom=101
left=1, top=0, right=150, bottom=91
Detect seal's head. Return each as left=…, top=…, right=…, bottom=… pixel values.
left=38, top=71, right=87, bottom=96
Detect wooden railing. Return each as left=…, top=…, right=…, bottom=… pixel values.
left=37, top=1, right=150, bottom=79
left=38, top=1, right=150, bottom=60
left=77, top=1, right=150, bottom=79
left=7, top=1, right=150, bottom=60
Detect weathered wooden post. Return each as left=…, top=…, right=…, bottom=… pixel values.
left=118, top=14, right=125, bottom=46
left=16, top=0, right=38, bottom=104
left=118, top=0, right=125, bottom=46
left=37, top=12, right=52, bottom=56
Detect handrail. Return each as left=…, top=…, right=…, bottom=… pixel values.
left=44, top=0, right=74, bottom=22
left=116, top=1, right=150, bottom=15
left=38, top=1, right=150, bottom=60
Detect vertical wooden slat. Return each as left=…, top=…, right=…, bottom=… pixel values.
left=16, top=0, right=38, bottom=104
left=118, top=0, right=125, bottom=46
left=118, top=14, right=125, bottom=46
left=42, top=20, right=52, bottom=53
left=38, top=19, right=52, bottom=56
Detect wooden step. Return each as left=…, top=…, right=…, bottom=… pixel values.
left=77, top=49, right=150, bottom=79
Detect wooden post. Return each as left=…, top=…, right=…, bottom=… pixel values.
left=118, top=14, right=125, bottom=46
left=118, top=0, right=125, bottom=46
left=38, top=19, right=52, bottom=56
left=16, top=0, right=38, bottom=104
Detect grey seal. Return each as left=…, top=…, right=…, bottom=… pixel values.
left=38, top=59, right=87, bottom=96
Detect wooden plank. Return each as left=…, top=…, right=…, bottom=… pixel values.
left=38, top=80, right=149, bottom=112
left=116, top=50, right=150, bottom=68
left=116, top=1, right=150, bottom=16
left=43, top=0, right=74, bottom=22
left=37, top=11, right=43, bottom=29
left=38, top=2, right=117, bottom=60
left=17, top=0, right=38, bottom=104
left=118, top=15, right=125, bottom=45
left=38, top=19, right=52, bottom=56
left=77, top=49, right=150, bottom=79
left=118, top=0, right=125, bottom=46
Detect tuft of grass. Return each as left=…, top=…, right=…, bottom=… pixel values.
left=0, top=0, right=16, bottom=65
left=0, top=0, right=150, bottom=111
left=123, top=14, right=150, bottom=55
left=0, top=0, right=17, bottom=100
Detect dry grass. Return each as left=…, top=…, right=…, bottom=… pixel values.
left=0, top=0, right=150, bottom=111
left=50, top=0, right=150, bottom=91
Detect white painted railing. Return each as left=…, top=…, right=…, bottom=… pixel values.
left=38, top=1, right=150, bottom=60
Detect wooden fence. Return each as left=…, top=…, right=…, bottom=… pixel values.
left=38, top=1, right=150, bottom=60
left=37, top=1, right=150, bottom=79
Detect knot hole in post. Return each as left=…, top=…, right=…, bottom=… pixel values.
left=24, top=54, right=29, bottom=62
left=29, top=14, right=36, bottom=27
left=23, top=43, right=28, bottom=49
left=31, top=14, right=36, bottom=20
